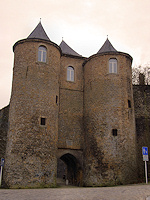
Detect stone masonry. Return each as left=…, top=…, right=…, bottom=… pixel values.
left=133, top=85, right=150, bottom=182
left=0, top=22, right=148, bottom=188
left=83, top=52, right=137, bottom=186
left=0, top=106, right=9, bottom=159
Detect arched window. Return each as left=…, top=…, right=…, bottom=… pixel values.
left=67, top=66, right=74, bottom=81
left=109, top=58, right=117, bottom=73
left=38, top=46, right=47, bottom=62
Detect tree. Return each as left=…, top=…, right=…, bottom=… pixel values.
left=132, top=65, right=150, bottom=85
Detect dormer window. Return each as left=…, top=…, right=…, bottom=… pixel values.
left=109, top=58, right=117, bottom=73
left=67, top=66, right=74, bottom=82
left=38, top=46, right=47, bottom=62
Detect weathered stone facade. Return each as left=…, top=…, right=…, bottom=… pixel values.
left=4, top=38, right=60, bottom=188
left=1, top=22, right=148, bottom=188
left=83, top=52, right=137, bottom=186
left=0, top=106, right=9, bottom=159
left=133, top=85, right=150, bottom=182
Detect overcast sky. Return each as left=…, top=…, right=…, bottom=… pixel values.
left=1, top=0, right=150, bottom=109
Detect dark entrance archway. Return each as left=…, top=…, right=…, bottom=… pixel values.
left=57, top=153, right=83, bottom=186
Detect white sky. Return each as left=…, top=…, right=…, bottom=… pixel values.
left=1, top=0, right=150, bottom=109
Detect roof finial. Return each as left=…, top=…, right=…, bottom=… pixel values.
left=62, top=37, right=64, bottom=41
left=107, top=35, right=108, bottom=39
left=40, top=18, right=41, bottom=23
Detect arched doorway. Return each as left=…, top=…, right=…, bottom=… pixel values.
left=57, top=153, right=83, bottom=186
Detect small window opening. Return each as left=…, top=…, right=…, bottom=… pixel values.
left=67, top=66, right=74, bottom=82
left=41, top=117, right=46, bottom=126
left=112, top=129, right=117, bottom=136
left=128, top=100, right=131, bottom=108
left=109, top=58, right=117, bottom=73
left=38, top=46, right=47, bottom=62
left=56, top=95, right=58, bottom=104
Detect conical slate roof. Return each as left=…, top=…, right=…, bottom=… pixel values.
left=97, top=38, right=117, bottom=53
left=27, top=22, right=50, bottom=41
left=59, top=40, right=81, bottom=56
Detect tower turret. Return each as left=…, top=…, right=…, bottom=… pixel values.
left=83, top=39, right=137, bottom=186
left=4, top=22, right=61, bottom=188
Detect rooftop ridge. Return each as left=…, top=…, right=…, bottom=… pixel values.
left=27, top=22, right=50, bottom=41
left=59, top=40, right=82, bottom=57
left=97, top=38, right=117, bottom=54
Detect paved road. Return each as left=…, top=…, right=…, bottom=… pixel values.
left=1, top=184, right=150, bottom=200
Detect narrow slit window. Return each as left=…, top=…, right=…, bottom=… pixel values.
left=112, top=129, right=117, bottom=136
left=38, top=46, right=47, bottom=62
left=128, top=100, right=131, bottom=108
left=41, top=117, right=46, bottom=126
left=56, top=95, right=58, bottom=104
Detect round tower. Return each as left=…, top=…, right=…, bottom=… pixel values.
left=4, top=22, right=61, bottom=188
left=83, top=39, right=137, bottom=186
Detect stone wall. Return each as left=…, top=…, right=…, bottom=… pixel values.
left=58, top=55, right=85, bottom=150
left=0, top=105, right=9, bottom=159
left=133, top=85, right=150, bottom=181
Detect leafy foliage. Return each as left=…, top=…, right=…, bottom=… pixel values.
left=132, top=65, right=150, bottom=85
